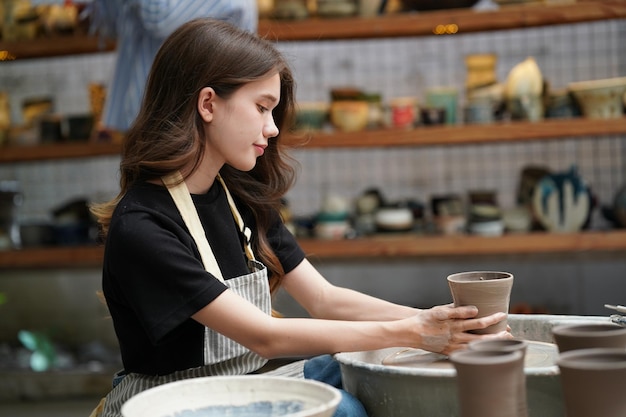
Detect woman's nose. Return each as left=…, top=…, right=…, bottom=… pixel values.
left=264, top=117, right=279, bottom=138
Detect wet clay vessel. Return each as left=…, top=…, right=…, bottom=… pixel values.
left=468, top=339, right=529, bottom=417
left=450, top=349, right=525, bottom=417
left=447, top=271, right=514, bottom=334
left=551, top=322, right=626, bottom=352
left=557, top=347, right=626, bottom=417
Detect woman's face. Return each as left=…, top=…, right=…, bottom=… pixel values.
left=203, top=73, right=281, bottom=172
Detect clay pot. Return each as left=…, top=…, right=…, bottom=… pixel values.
left=450, top=349, right=525, bottom=417
left=557, top=348, right=626, bottom=417
left=468, top=339, right=529, bottom=417
left=551, top=322, right=626, bottom=353
left=447, top=271, right=513, bottom=334
left=468, top=338, right=528, bottom=354
left=329, top=100, right=369, bottom=132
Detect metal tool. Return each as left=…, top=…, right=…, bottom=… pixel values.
left=606, top=304, right=626, bottom=327
left=610, top=314, right=626, bottom=327
left=605, top=304, right=626, bottom=314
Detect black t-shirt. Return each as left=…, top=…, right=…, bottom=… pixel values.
left=102, top=180, right=305, bottom=375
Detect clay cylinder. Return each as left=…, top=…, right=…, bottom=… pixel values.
left=447, top=271, right=513, bottom=334
left=557, top=347, right=626, bottom=417
left=551, top=322, right=626, bottom=353
left=450, top=349, right=525, bottom=417
left=468, top=339, right=529, bottom=417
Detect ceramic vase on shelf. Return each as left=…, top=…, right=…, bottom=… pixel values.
left=557, top=348, right=626, bottom=417
left=504, top=56, right=544, bottom=121
left=450, top=349, right=525, bottom=417
left=447, top=271, right=514, bottom=334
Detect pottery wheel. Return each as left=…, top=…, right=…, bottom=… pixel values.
left=381, top=341, right=558, bottom=370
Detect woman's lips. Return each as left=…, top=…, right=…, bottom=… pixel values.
left=254, top=144, right=266, bottom=156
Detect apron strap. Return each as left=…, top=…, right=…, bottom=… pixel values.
left=162, top=171, right=257, bottom=281
left=216, top=175, right=255, bottom=261
left=162, top=171, right=224, bottom=281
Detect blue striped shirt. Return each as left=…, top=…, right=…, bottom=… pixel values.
left=92, top=0, right=258, bottom=132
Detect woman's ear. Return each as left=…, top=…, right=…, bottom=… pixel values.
left=197, top=87, right=216, bottom=122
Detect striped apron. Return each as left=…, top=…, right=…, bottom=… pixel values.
left=95, top=172, right=304, bottom=417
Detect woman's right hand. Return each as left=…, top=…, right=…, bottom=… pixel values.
left=406, top=304, right=511, bottom=355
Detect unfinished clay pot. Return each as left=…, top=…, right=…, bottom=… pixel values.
left=447, top=271, right=514, bottom=334
left=468, top=339, right=529, bottom=417
left=557, top=347, right=626, bottom=417
left=450, top=349, right=524, bottom=417
left=469, top=338, right=528, bottom=354
left=551, top=322, right=626, bottom=352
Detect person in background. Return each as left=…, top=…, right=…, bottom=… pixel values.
left=90, top=0, right=257, bottom=133
left=89, top=18, right=511, bottom=417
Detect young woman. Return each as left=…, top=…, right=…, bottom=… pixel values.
left=90, top=18, right=510, bottom=417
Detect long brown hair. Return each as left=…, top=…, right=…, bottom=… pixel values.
left=91, top=18, right=301, bottom=295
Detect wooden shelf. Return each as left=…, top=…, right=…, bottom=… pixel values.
left=0, top=36, right=115, bottom=61
left=299, top=230, right=626, bottom=259
left=0, top=141, right=121, bottom=163
left=2, top=117, right=625, bottom=162
left=2, top=2, right=624, bottom=61
left=2, top=230, right=625, bottom=269
left=258, top=1, right=626, bottom=41
left=0, top=245, right=105, bottom=269
left=292, top=117, right=626, bottom=149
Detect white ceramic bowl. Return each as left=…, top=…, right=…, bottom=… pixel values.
left=568, top=76, right=626, bottom=119
left=315, top=219, right=350, bottom=240
left=121, top=375, right=342, bottom=417
left=375, top=207, right=414, bottom=231
left=468, top=219, right=504, bottom=236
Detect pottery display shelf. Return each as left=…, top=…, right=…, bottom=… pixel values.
left=1, top=1, right=625, bottom=271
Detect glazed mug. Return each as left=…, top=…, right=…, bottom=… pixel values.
left=447, top=271, right=514, bottom=334
left=425, top=87, right=458, bottom=125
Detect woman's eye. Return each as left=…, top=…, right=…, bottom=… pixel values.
left=258, top=105, right=269, bottom=113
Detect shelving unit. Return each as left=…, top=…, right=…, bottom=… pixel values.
left=1, top=1, right=625, bottom=269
